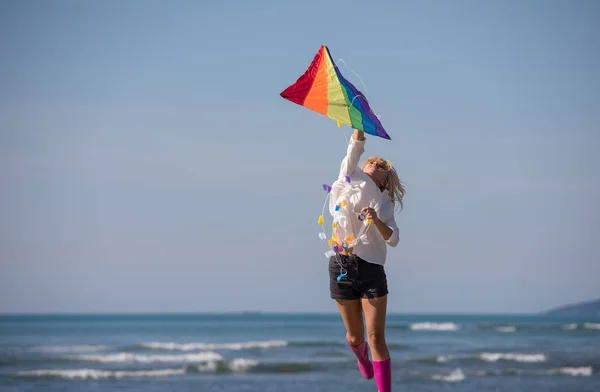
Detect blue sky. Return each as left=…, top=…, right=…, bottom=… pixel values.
left=1, top=0, right=598, bottom=314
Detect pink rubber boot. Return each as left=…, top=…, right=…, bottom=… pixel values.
left=373, top=359, right=392, bottom=392
left=346, top=338, right=374, bottom=379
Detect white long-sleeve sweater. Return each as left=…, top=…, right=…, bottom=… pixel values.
left=328, top=137, right=399, bottom=266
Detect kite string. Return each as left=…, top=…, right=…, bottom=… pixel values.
left=336, top=58, right=383, bottom=123
left=336, top=58, right=369, bottom=97
left=342, top=129, right=349, bottom=144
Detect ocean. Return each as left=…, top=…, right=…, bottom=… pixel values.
left=0, top=313, right=598, bottom=391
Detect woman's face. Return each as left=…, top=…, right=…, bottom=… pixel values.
left=363, top=157, right=390, bottom=190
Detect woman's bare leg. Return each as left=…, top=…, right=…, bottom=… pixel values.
left=335, top=299, right=374, bottom=379
left=362, top=295, right=389, bottom=360
left=362, top=295, right=392, bottom=391
left=335, top=299, right=364, bottom=345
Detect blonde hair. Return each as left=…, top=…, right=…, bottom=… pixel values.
left=361, top=156, right=406, bottom=211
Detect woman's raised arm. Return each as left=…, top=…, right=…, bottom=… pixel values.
left=339, top=129, right=366, bottom=177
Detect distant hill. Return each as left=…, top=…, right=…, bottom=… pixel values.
left=542, top=298, right=600, bottom=317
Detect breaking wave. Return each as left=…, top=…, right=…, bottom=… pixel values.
left=139, top=340, right=288, bottom=351
left=479, top=352, right=547, bottom=363
left=431, top=368, right=465, bottom=382
left=472, top=366, right=593, bottom=377
left=414, top=351, right=547, bottom=364
left=477, top=324, right=518, bottom=333
left=189, top=358, right=320, bottom=374
left=13, top=358, right=331, bottom=380
left=70, top=351, right=223, bottom=364
left=410, top=322, right=460, bottom=331
left=15, top=368, right=185, bottom=379
left=26, top=345, right=111, bottom=353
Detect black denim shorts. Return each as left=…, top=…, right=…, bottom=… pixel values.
left=328, top=254, right=388, bottom=300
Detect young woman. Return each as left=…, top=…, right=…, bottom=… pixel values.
left=327, top=128, right=405, bottom=392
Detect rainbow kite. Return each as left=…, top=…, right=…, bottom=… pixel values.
left=280, top=45, right=390, bottom=140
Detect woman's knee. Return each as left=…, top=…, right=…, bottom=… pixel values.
left=367, top=330, right=386, bottom=347
left=346, top=332, right=365, bottom=346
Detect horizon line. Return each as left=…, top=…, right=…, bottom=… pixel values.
left=0, top=310, right=547, bottom=316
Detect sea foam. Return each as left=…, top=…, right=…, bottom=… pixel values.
left=410, top=322, right=460, bottom=331
left=432, top=368, right=465, bottom=382
left=72, top=351, right=222, bottom=364
left=550, top=367, right=593, bottom=377
left=27, top=345, right=110, bottom=353
left=16, top=368, right=185, bottom=379
left=479, top=352, right=546, bottom=363
left=141, top=340, right=288, bottom=351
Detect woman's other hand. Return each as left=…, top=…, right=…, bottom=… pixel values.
left=361, top=207, right=378, bottom=222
